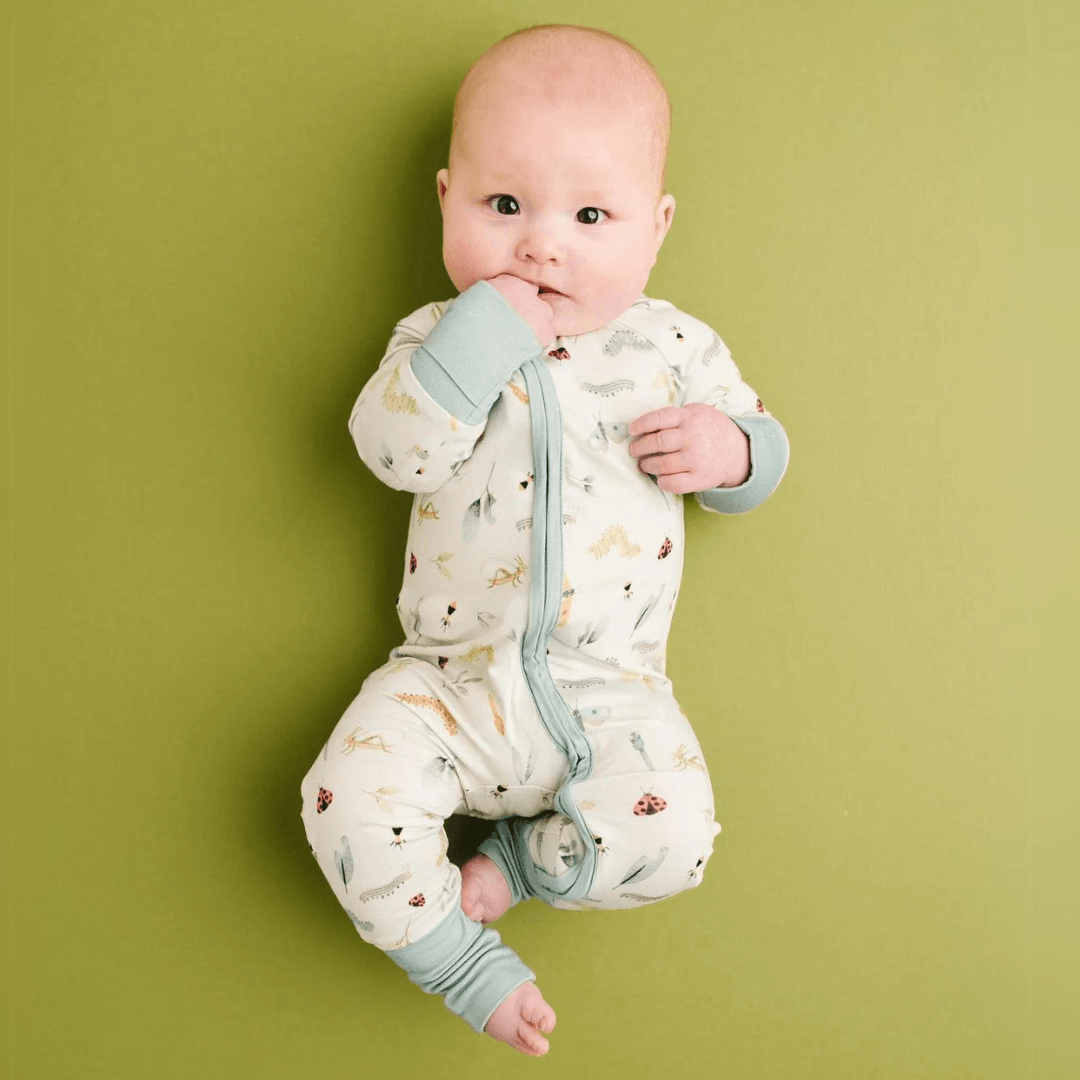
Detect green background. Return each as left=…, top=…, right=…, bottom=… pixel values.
left=6, top=1, right=1077, bottom=1077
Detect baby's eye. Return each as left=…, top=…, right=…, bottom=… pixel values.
left=577, top=207, right=607, bottom=225
left=487, top=195, right=520, bottom=215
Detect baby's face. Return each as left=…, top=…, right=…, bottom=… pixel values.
left=437, top=87, right=675, bottom=338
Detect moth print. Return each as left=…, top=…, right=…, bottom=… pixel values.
left=587, top=415, right=631, bottom=452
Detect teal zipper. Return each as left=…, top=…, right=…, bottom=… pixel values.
left=518, top=356, right=597, bottom=902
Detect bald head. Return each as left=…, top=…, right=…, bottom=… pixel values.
left=450, top=24, right=671, bottom=197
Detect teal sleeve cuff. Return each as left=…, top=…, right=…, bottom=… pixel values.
left=695, top=413, right=790, bottom=515
left=384, top=904, right=535, bottom=1034
left=409, top=280, right=542, bottom=425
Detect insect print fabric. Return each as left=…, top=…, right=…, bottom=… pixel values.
left=300, top=287, right=786, bottom=1021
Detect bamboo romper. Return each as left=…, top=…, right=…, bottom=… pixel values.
left=300, top=281, right=789, bottom=1034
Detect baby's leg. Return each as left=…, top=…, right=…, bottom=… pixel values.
left=300, top=669, right=556, bottom=1054
left=477, top=687, right=722, bottom=912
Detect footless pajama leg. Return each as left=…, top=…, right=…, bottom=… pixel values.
left=300, top=668, right=538, bottom=1033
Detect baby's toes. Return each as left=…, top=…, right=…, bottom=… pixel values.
left=524, top=999, right=557, bottom=1034
left=517, top=1021, right=549, bottom=1056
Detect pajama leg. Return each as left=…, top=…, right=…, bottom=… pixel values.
left=300, top=677, right=535, bottom=1033
left=478, top=686, right=722, bottom=911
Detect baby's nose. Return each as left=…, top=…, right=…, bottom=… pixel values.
left=516, top=219, right=563, bottom=263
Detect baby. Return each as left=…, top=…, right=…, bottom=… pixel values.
left=301, top=23, right=788, bottom=1057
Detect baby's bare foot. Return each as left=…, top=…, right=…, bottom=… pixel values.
left=485, top=981, right=557, bottom=1056
left=459, top=853, right=512, bottom=924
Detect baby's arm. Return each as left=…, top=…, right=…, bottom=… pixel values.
left=628, top=314, right=789, bottom=514
left=348, top=281, right=542, bottom=493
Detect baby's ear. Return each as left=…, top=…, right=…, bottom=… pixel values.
left=436, top=169, right=450, bottom=212
left=653, top=194, right=676, bottom=253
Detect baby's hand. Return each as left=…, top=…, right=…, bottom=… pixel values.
left=628, top=404, right=751, bottom=493
left=485, top=274, right=556, bottom=348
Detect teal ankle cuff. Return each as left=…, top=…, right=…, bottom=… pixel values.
left=384, top=904, right=535, bottom=1033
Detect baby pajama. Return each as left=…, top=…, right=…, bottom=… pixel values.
left=300, top=281, right=789, bottom=1033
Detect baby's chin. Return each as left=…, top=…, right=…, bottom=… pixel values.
left=546, top=294, right=637, bottom=340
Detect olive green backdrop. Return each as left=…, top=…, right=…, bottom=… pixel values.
left=6, top=1, right=1077, bottom=1077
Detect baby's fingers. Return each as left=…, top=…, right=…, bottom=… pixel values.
left=628, top=406, right=685, bottom=438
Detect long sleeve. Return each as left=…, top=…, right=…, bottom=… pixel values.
left=348, top=280, right=542, bottom=493
left=673, top=313, right=790, bottom=515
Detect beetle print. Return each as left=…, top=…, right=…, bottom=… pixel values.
left=437, top=656, right=449, bottom=669
left=316, top=788, right=333, bottom=814
left=409, top=553, right=417, bottom=574
left=658, top=537, right=673, bottom=559
left=408, top=894, right=426, bottom=907
left=548, top=347, right=570, bottom=360
left=633, top=792, right=667, bottom=816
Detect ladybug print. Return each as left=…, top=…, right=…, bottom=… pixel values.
left=548, top=347, right=570, bottom=360
left=633, top=792, right=667, bottom=816
left=409, top=553, right=417, bottom=574
left=408, top=894, right=426, bottom=907
left=756, top=398, right=765, bottom=413
left=657, top=537, right=673, bottom=559
left=316, top=787, right=333, bottom=814
left=519, top=472, right=534, bottom=490
left=437, top=656, right=449, bottom=669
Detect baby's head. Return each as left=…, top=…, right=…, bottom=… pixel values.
left=436, top=25, right=676, bottom=338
